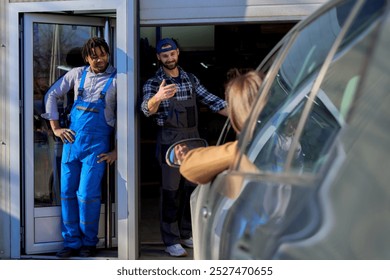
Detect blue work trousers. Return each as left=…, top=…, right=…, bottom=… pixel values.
left=61, top=133, right=109, bottom=248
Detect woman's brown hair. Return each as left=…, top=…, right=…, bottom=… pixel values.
left=225, top=71, right=263, bottom=133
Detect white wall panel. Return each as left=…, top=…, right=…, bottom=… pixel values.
left=0, top=0, right=10, bottom=261
left=9, top=0, right=75, bottom=2
left=140, top=0, right=327, bottom=25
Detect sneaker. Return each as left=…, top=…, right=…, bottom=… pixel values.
left=165, top=244, right=188, bottom=257
left=79, top=246, right=97, bottom=257
left=56, top=247, right=79, bottom=258
left=181, top=237, right=193, bottom=248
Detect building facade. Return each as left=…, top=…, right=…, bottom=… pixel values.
left=0, top=0, right=326, bottom=260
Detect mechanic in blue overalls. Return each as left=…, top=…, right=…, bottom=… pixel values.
left=43, top=37, right=117, bottom=258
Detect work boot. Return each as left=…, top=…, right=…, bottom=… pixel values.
left=56, top=247, right=79, bottom=258
left=79, top=246, right=97, bottom=257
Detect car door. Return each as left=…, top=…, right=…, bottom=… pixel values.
left=217, top=0, right=386, bottom=260
left=192, top=0, right=384, bottom=260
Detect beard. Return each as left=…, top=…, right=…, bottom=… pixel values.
left=162, top=60, right=178, bottom=70
left=90, top=61, right=108, bottom=73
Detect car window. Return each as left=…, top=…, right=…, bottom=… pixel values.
left=252, top=95, right=340, bottom=174
left=247, top=0, right=354, bottom=141
left=216, top=119, right=238, bottom=146
left=318, top=1, right=386, bottom=124
left=238, top=0, right=386, bottom=175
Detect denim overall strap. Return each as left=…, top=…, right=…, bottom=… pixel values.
left=100, top=70, right=117, bottom=97
left=77, top=66, right=89, bottom=98
left=69, top=68, right=115, bottom=136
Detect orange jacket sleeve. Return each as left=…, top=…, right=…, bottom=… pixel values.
left=179, top=141, right=238, bottom=185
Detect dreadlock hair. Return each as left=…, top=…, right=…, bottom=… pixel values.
left=81, top=37, right=110, bottom=62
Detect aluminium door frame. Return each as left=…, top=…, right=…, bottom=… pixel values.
left=8, top=0, right=138, bottom=260
left=23, top=13, right=112, bottom=255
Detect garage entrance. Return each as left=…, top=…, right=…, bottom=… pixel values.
left=138, top=23, right=296, bottom=250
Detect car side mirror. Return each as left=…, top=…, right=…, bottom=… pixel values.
left=165, top=138, right=208, bottom=168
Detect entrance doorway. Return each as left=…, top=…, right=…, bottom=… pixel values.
left=138, top=23, right=295, bottom=253
left=23, top=13, right=117, bottom=255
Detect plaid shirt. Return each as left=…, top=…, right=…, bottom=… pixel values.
left=141, top=66, right=227, bottom=126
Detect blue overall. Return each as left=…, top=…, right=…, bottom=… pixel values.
left=60, top=67, right=116, bottom=249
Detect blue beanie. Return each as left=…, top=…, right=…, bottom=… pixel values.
left=156, top=38, right=178, bottom=54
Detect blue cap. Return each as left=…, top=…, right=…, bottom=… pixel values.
left=156, top=38, right=178, bottom=54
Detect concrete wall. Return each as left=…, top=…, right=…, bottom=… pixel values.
left=0, top=0, right=327, bottom=259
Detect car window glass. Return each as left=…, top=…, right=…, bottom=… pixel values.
left=239, top=0, right=386, bottom=175
left=288, top=0, right=386, bottom=174
left=288, top=0, right=386, bottom=173
left=251, top=95, right=340, bottom=174
left=247, top=0, right=356, bottom=142
left=339, top=9, right=390, bottom=164
left=295, top=94, right=340, bottom=173
left=317, top=0, right=386, bottom=124
left=218, top=120, right=238, bottom=145
left=253, top=103, right=305, bottom=172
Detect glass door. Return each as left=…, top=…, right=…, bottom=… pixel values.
left=23, top=13, right=117, bottom=254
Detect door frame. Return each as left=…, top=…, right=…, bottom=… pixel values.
left=8, top=0, right=138, bottom=259
left=23, top=13, right=114, bottom=255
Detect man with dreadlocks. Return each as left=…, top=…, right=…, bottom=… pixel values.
left=43, top=37, right=117, bottom=258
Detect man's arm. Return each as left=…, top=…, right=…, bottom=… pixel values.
left=147, top=94, right=163, bottom=115
left=190, top=74, right=228, bottom=115
left=218, top=108, right=228, bottom=117
left=41, top=69, right=75, bottom=121
left=143, top=79, right=177, bottom=115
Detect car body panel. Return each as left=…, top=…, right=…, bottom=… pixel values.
left=191, top=0, right=390, bottom=259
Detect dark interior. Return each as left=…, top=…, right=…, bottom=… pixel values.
left=139, top=22, right=296, bottom=243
